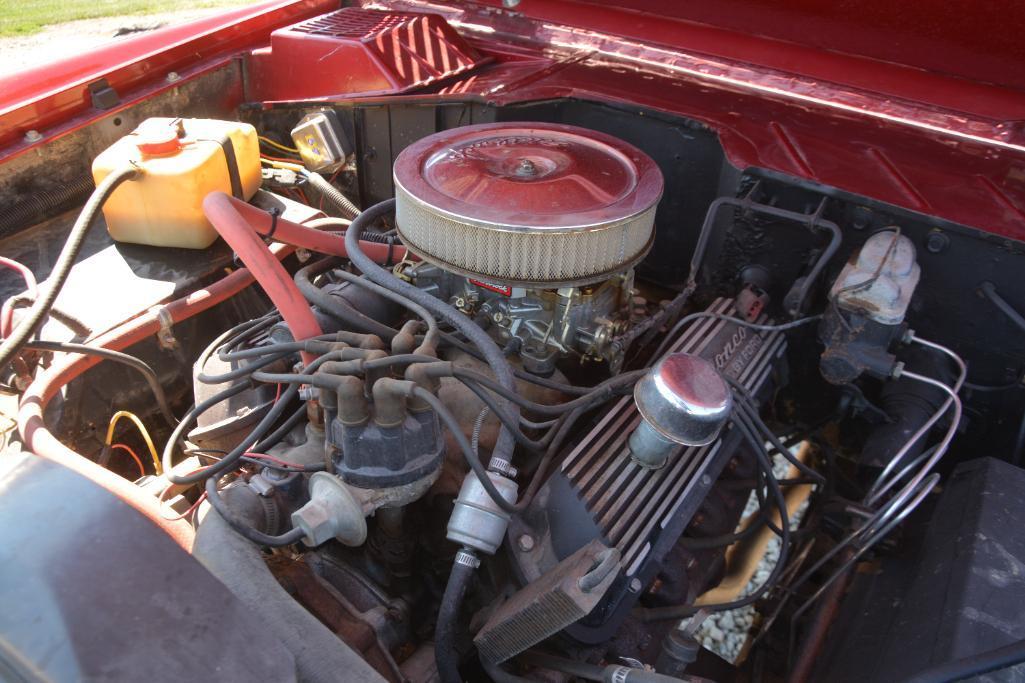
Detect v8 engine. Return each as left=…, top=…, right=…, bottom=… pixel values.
left=3, top=16, right=1024, bottom=681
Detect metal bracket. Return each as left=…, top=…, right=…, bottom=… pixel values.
left=150, top=305, right=179, bottom=350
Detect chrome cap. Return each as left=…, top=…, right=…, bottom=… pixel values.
left=634, top=352, right=732, bottom=447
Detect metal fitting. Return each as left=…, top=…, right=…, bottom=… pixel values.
left=629, top=353, right=731, bottom=469
left=446, top=471, right=518, bottom=554
left=291, top=472, right=367, bottom=547
left=455, top=549, right=481, bottom=569
left=488, top=457, right=518, bottom=479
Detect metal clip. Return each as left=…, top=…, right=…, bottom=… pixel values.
left=150, top=305, right=179, bottom=350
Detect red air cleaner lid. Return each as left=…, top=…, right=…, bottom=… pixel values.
left=393, top=122, right=663, bottom=287
left=394, top=122, right=661, bottom=229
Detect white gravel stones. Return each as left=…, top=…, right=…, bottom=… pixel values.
left=684, top=451, right=810, bottom=664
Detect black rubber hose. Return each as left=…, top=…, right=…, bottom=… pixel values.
left=197, top=351, right=292, bottom=384
left=860, top=343, right=955, bottom=470
left=5, top=293, right=92, bottom=338
left=329, top=266, right=440, bottom=349
left=22, top=340, right=176, bottom=427
left=345, top=199, right=519, bottom=468
left=204, top=477, right=304, bottom=547
left=724, top=376, right=825, bottom=484
left=412, top=386, right=516, bottom=513
left=981, top=281, right=1025, bottom=334
left=303, top=170, right=361, bottom=218
left=0, top=166, right=139, bottom=373
left=303, top=217, right=400, bottom=246
left=454, top=368, right=646, bottom=416
left=635, top=414, right=790, bottom=620
left=439, top=332, right=593, bottom=395
left=436, top=553, right=476, bottom=683
left=905, top=639, right=1025, bottom=683
left=295, top=259, right=398, bottom=339
left=166, top=350, right=348, bottom=485
left=0, top=174, right=94, bottom=240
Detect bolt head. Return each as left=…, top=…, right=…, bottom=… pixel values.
left=517, top=534, right=535, bottom=552
left=166, top=71, right=180, bottom=83
left=926, top=231, right=949, bottom=254
left=629, top=578, right=643, bottom=593
left=24, top=130, right=42, bottom=143
left=502, top=0, right=520, bottom=7
left=851, top=206, right=873, bottom=230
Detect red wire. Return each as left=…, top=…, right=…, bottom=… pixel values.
left=0, top=255, right=38, bottom=292
left=162, top=492, right=207, bottom=521
left=110, top=443, right=146, bottom=479
left=0, top=255, right=38, bottom=337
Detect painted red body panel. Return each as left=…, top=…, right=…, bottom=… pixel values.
left=0, top=0, right=337, bottom=149
left=2, top=0, right=1023, bottom=242
left=247, top=8, right=486, bottom=101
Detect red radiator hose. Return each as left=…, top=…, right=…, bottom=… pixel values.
left=203, top=194, right=324, bottom=364
left=19, top=197, right=406, bottom=550
left=204, top=193, right=407, bottom=264
left=202, top=193, right=409, bottom=363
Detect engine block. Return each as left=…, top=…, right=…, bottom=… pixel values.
left=508, top=297, right=787, bottom=641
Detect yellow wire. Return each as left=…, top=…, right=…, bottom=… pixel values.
left=105, top=411, right=162, bottom=474
left=258, top=135, right=300, bottom=154
left=261, top=157, right=305, bottom=172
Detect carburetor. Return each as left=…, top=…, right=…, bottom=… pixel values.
left=402, top=261, right=640, bottom=374
left=392, top=122, right=664, bottom=374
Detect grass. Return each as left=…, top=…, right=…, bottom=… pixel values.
left=0, top=0, right=257, bottom=38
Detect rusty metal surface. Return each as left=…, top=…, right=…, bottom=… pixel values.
left=273, top=557, right=406, bottom=683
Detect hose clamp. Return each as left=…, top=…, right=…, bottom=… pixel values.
left=455, top=550, right=480, bottom=569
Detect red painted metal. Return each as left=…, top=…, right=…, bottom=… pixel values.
left=247, top=7, right=486, bottom=101
left=393, top=122, right=662, bottom=228
left=372, top=1, right=1025, bottom=241
left=0, top=0, right=336, bottom=149
left=1, top=0, right=1024, bottom=244
left=481, top=0, right=1025, bottom=95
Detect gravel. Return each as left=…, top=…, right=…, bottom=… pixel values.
left=683, top=452, right=811, bottom=664
left=0, top=7, right=240, bottom=78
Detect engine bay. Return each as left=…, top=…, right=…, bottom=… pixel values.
left=2, top=4, right=1025, bottom=682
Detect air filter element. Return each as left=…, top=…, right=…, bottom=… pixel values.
left=393, top=122, right=663, bottom=287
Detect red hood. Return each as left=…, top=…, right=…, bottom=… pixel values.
left=472, top=0, right=1025, bottom=95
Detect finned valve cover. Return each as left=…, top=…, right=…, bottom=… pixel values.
left=393, top=122, right=663, bottom=287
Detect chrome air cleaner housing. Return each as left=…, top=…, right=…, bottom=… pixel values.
left=393, top=122, right=663, bottom=288
left=395, top=123, right=663, bottom=373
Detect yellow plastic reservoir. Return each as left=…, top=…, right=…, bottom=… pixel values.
left=92, top=117, right=262, bottom=249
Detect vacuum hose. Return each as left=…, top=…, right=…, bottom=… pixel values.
left=0, top=166, right=139, bottom=373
